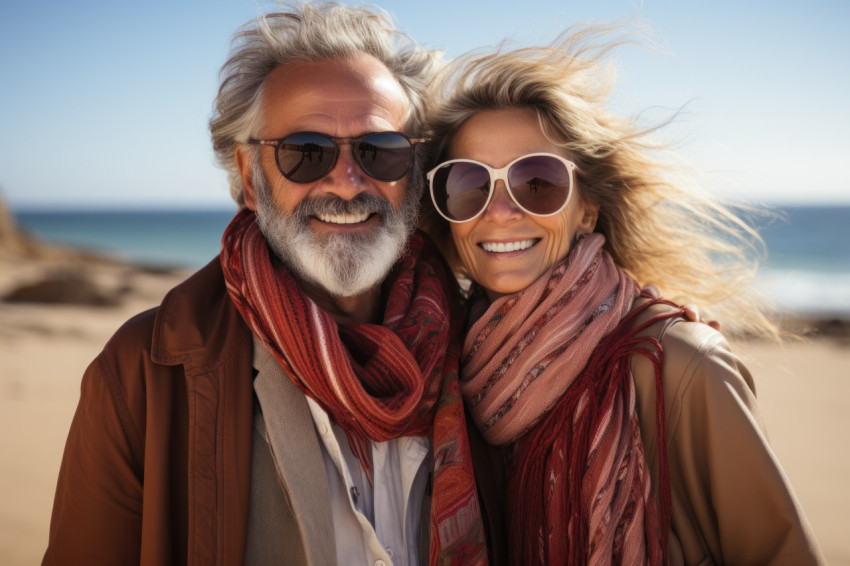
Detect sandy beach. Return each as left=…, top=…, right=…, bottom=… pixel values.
left=1, top=255, right=848, bottom=565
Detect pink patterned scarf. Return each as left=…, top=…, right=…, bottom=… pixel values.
left=462, top=233, right=674, bottom=565
left=221, top=209, right=487, bottom=565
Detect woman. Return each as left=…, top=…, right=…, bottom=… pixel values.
left=419, top=29, right=824, bottom=565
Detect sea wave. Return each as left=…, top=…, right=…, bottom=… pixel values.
left=756, top=268, right=850, bottom=317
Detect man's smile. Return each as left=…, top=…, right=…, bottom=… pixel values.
left=315, top=211, right=372, bottom=224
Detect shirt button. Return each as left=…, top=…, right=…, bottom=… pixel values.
left=379, top=472, right=386, bottom=482
left=385, top=547, right=394, bottom=557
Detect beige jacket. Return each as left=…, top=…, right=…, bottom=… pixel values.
left=630, top=307, right=825, bottom=565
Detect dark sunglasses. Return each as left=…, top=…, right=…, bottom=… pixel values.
left=247, top=131, right=426, bottom=184
left=427, top=153, right=576, bottom=223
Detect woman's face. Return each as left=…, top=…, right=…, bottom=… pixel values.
left=448, top=108, right=598, bottom=301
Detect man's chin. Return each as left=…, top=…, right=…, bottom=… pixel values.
left=253, top=190, right=416, bottom=298
left=271, top=230, right=403, bottom=298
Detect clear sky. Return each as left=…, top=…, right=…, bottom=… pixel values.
left=1, top=0, right=848, bottom=210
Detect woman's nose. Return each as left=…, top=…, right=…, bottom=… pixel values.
left=482, top=181, right=524, bottom=222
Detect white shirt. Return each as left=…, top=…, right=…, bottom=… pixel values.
left=306, top=397, right=431, bottom=566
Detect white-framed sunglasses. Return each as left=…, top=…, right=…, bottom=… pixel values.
left=427, top=153, right=577, bottom=223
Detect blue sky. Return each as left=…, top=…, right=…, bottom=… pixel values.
left=1, top=0, right=848, bottom=210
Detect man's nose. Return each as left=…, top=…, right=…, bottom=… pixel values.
left=318, top=144, right=370, bottom=199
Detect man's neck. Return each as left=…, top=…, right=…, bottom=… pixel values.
left=298, top=278, right=384, bottom=325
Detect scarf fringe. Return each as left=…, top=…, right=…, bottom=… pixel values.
left=509, top=297, right=680, bottom=565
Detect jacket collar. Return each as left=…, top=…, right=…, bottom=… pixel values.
left=150, top=256, right=251, bottom=372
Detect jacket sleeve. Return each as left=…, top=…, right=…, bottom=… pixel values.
left=42, top=330, right=146, bottom=564
left=661, top=324, right=825, bottom=565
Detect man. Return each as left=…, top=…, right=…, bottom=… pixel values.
left=42, top=4, right=497, bottom=565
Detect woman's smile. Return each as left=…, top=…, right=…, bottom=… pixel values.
left=479, top=238, right=539, bottom=254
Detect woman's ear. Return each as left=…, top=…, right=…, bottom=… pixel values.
left=578, top=200, right=600, bottom=234
left=235, top=146, right=258, bottom=211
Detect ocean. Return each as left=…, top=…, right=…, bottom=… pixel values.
left=12, top=206, right=850, bottom=317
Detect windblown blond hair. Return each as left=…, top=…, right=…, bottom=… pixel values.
left=420, top=25, right=779, bottom=338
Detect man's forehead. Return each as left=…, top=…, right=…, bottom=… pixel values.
left=261, top=55, right=411, bottom=135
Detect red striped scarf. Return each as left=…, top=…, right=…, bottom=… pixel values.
left=462, top=233, right=676, bottom=565
left=221, top=209, right=487, bottom=565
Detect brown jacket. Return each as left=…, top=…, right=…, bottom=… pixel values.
left=631, top=307, right=825, bottom=565
left=42, top=258, right=506, bottom=565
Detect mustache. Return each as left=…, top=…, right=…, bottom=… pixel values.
left=290, top=193, right=395, bottom=222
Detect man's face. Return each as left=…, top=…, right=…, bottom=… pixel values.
left=237, top=55, right=418, bottom=297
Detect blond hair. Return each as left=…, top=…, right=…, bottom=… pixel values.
left=421, top=25, right=779, bottom=338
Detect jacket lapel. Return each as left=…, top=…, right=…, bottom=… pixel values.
left=252, top=338, right=336, bottom=566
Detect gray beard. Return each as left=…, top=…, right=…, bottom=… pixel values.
left=252, top=162, right=419, bottom=297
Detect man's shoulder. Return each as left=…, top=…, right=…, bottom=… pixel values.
left=107, top=306, right=159, bottom=353
left=100, top=257, right=232, bottom=365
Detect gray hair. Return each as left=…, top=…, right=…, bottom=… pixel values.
left=209, top=1, right=442, bottom=206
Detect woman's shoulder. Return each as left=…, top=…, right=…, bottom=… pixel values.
left=655, top=316, right=734, bottom=385
left=629, top=302, right=760, bottom=438
left=628, top=301, right=743, bottom=387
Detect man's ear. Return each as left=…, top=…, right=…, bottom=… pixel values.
left=579, top=199, right=600, bottom=233
left=235, top=146, right=258, bottom=211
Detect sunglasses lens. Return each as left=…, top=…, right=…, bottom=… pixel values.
left=277, top=133, right=338, bottom=183
left=355, top=132, right=414, bottom=181
left=431, top=161, right=492, bottom=221
left=508, top=155, right=571, bottom=215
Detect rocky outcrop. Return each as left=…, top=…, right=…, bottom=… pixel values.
left=3, top=269, right=122, bottom=306
left=0, top=191, right=128, bottom=305
left=0, top=191, right=41, bottom=257
left=0, top=191, right=122, bottom=264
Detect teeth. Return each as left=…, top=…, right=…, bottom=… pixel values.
left=481, top=239, right=535, bottom=253
left=316, top=212, right=370, bottom=224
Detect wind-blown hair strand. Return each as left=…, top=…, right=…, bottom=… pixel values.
left=421, top=25, right=778, bottom=337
